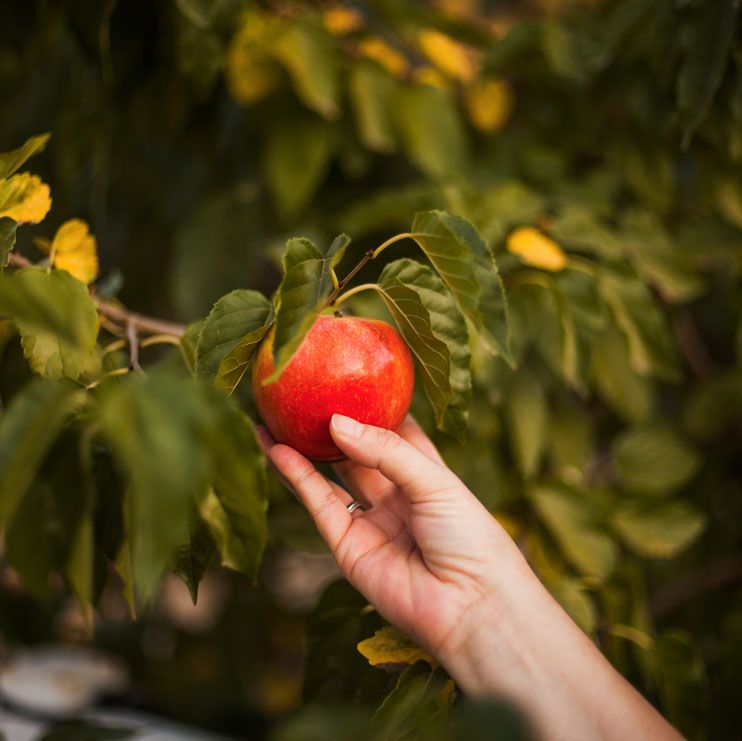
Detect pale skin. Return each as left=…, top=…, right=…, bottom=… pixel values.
left=257, top=414, right=683, bottom=741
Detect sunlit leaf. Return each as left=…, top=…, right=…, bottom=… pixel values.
left=531, top=484, right=617, bottom=581
left=612, top=423, right=700, bottom=496
left=323, top=6, right=364, bottom=35
left=379, top=259, right=471, bottom=439
left=38, top=219, right=99, bottom=285
left=611, top=500, right=706, bottom=558
left=464, top=78, right=514, bottom=133
left=357, top=37, right=409, bottom=77
left=224, top=12, right=283, bottom=104
left=269, top=234, right=350, bottom=380
left=507, top=226, right=567, bottom=271
left=195, top=289, right=273, bottom=380
left=357, top=626, right=436, bottom=669
left=0, top=379, right=81, bottom=527
left=0, top=172, right=52, bottom=224
left=418, top=29, right=478, bottom=82
left=274, top=16, right=340, bottom=120
left=409, top=210, right=511, bottom=362
left=0, top=132, right=50, bottom=179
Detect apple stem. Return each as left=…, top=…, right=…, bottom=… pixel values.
left=324, top=232, right=414, bottom=309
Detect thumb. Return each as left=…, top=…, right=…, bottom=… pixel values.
left=329, top=414, right=458, bottom=503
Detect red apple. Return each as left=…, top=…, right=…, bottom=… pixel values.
left=252, top=314, right=415, bottom=461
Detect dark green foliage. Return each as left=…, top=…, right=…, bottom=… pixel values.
left=0, top=0, right=739, bottom=738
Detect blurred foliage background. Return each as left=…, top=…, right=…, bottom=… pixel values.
left=0, top=0, right=741, bottom=739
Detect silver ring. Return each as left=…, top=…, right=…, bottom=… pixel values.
left=346, top=500, right=363, bottom=514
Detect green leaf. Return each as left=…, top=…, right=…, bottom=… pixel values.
left=200, top=384, right=268, bottom=580
left=620, top=211, right=704, bottom=303
left=4, top=484, right=54, bottom=600
left=269, top=234, right=350, bottom=380
left=612, top=423, right=700, bottom=495
left=0, top=132, right=51, bottom=179
left=373, top=663, right=450, bottom=735
left=551, top=268, right=605, bottom=392
left=547, top=575, right=597, bottom=636
left=0, top=379, right=80, bottom=527
left=216, top=324, right=273, bottom=394
left=174, top=516, right=218, bottom=603
left=179, top=319, right=204, bottom=374
left=396, top=84, right=467, bottom=180
left=611, top=500, right=706, bottom=559
left=597, top=264, right=679, bottom=381
left=676, top=0, right=739, bottom=146
left=274, top=16, right=340, bottom=119
left=68, top=434, right=95, bottom=610
left=379, top=259, right=471, bottom=439
left=591, top=326, right=653, bottom=423
left=548, top=400, right=592, bottom=478
left=0, top=267, right=99, bottom=351
left=195, top=289, right=273, bottom=380
left=264, top=113, right=335, bottom=219
left=549, top=206, right=623, bottom=258
left=0, top=217, right=17, bottom=268
left=409, top=210, right=511, bottom=362
left=531, top=484, right=618, bottom=581
left=96, top=374, right=212, bottom=599
left=349, top=61, right=398, bottom=153
left=506, top=369, right=547, bottom=478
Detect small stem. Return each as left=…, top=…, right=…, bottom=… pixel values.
left=332, top=283, right=378, bottom=308
left=126, top=318, right=143, bottom=373
left=86, top=366, right=130, bottom=389
left=101, top=338, right=127, bottom=355
left=330, top=268, right=340, bottom=291
left=372, top=232, right=413, bottom=259
left=323, top=249, right=375, bottom=308
left=140, top=334, right=182, bottom=349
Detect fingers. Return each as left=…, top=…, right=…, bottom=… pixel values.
left=267, top=443, right=353, bottom=552
left=332, top=416, right=443, bottom=502
left=330, top=414, right=458, bottom=503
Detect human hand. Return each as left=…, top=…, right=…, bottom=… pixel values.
left=257, top=413, right=526, bottom=664
left=259, top=413, right=683, bottom=741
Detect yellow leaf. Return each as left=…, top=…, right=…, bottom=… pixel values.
left=48, top=219, right=99, bottom=284
left=225, top=14, right=283, bottom=105
left=323, top=6, right=364, bottom=35
left=464, top=78, right=514, bottom=133
left=0, top=172, right=51, bottom=224
left=411, top=65, right=450, bottom=90
left=357, top=37, right=409, bottom=77
left=357, top=626, right=437, bottom=668
left=418, top=29, right=479, bottom=82
left=507, top=226, right=568, bottom=271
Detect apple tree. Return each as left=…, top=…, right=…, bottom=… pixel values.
left=0, top=0, right=740, bottom=738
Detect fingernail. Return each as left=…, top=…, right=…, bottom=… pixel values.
left=331, top=414, right=363, bottom=439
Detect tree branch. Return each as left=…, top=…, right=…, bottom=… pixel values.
left=7, top=252, right=186, bottom=337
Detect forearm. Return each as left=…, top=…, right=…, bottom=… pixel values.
left=440, top=553, right=682, bottom=741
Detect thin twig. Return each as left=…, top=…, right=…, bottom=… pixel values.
left=6, top=252, right=186, bottom=337
left=126, top=318, right=142, bottom=373
left=674, top=312, right=715, bottom=380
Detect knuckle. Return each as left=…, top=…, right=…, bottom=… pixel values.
left=292, top=463, right=319, bottom=490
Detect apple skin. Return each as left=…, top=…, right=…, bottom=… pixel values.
left=252, top=314, right=415, bottom=461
